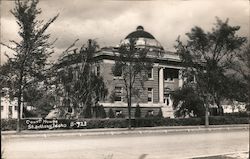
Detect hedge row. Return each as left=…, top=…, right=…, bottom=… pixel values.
left=1, top=116, right=249, bottom=131
left=224, top=112, right=249, bottom=117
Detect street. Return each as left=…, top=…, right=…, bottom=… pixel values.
left=2, top=129, right=249, bottom=159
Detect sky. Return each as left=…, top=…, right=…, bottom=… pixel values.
left=0, top=0, right=249, bottom=64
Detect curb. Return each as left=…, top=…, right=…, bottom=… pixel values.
left=2, top=125, right=249, bottom=139
left=189, top=151, right=248, bottom=159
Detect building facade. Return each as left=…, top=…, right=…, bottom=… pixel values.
left=1, top=88, right=19, bottom=119
left=92, top=26, right=184, bottom=118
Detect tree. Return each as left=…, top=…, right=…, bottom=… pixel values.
left=233, top=44, right=250, bottom=109
left=84, top=104, right=92, bottom=118
left=157, top=109, right=163, bottom=118
left=23, top=85, right=56, bottom=117
left=235, top=44, right=250, bottom=83
left=53, top=39, right=108, bottom=118
left=112, top=38, right=153, bottom=129
left=172, top=86, right=205, bottom=118
left=94, top=104, right=106, bottom=118
left=1, top=0, right=58, bottom=132
left=134, top=104, right=141, bottom=118
left=108, top=108, right=115, bottom=118
left=175, top=17, right=247, bottom=126
left=100, top=106, right=107, bottom=118
left=222, top=75, right=248, bottom=103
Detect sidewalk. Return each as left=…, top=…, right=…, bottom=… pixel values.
left=2, top=124, right=249, bottom=138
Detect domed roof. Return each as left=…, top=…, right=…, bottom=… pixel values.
left=122, top=26, right=164, bottom=51
left=125, top=26, right=155, bottom=39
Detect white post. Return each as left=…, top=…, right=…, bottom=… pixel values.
left=159, top=67, right=164, bottom=103
left=178, top=69, right=183, bottom=88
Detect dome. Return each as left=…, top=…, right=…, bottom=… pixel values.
left=125, top=26, right=155, bottom=39
left=121, top=26, right=164, bottom=51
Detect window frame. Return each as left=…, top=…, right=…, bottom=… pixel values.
left=113, top=67, right=123, bottom=79
left=114, top=87, right=123, bottom=102
left=147, top=88, right=153, bottom=103
left=148, top=68, right=154, bottom=80
left=96, top=65, right=100, bottom=76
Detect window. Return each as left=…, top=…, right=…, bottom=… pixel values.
left=114, top=87, right=122, bottom=101
left=148, top=88, right=153, bottom=102
left=96, top=65, right=100, bottom=76
left=68, top=107, right=72, bottom=113
left=14, top=106, right=18, bottom=111
left=9, top=106, right=13, bottom=116
left=148, top=68, right=153, bottom=79
left=164, top=88, right=171, bottom=105
left=1, top=106, right=3, bottom=111
left=113, top=67, right=122, bottom=77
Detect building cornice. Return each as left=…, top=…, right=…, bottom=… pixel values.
left=93, top=49, right=183, bottom=66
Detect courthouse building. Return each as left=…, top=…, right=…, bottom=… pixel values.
left=92, top=26, right=184, bottom=118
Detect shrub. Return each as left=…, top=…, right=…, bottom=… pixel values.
left=95, top=105, right=107, bottom=118
left=134, top=104, right=141, bottom=118
left=108, top=108, right=115, bottom=118
left=1, top=116, right=248, bottom=131
left=100, top=106, right=107, bottom=118
left=224, top=112, right=249, bottom=117
left=84, top=105, right=92, bottom=118
left=85, top=119, right=128, bottom=129
left=1, top=119, right=26, bottom=131
left=1, top=119, right=17, bottom=131
left=172, top=87, right=205, bottom=117
left=157, top=109, right=163, bottom=118
left=209, top=116, right=248, bottom=125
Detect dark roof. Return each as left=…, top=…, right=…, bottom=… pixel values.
left=125, top=26, right=155, bottom=39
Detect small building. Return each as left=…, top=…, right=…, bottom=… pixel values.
left=1, top=88, right=19, bottom=119
left=222, top=100, right=246, bottom=113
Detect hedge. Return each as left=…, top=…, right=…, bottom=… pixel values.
left=1, top=119, right=23, bottom=131
left=209, top=116, right=249, bottom=125
left=1, top=116, right=249, bottom=131
left=224, top=112, right=249, bottom=117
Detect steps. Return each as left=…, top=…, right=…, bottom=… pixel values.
left=161, top=106, right=174, bottom=118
